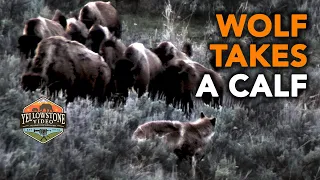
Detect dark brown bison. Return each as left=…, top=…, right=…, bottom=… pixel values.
left=21, top=36, right=112, bottom=104
left=173, top=59, right=224, bottom=108
left=52, top=10, right=89, bottom=45
left=182, top=42, right=193, bottom=57
left=132, top=112, right=216, bottom=178
left=79, top=1, right=122, bottom=38
left=86, top=24, right=112, bottom=53
left=114, top=43, right=163, bottom=101
left=153, top=41, right=191, bottom=65
left=153, top=41, right=224, bottom=114
left=99, top=36, right=127, bottom=99
left=51, top=9, right=67, bottom=29
left=99, top=35, right=127, bottom=69
left=18, top=17, right=66, bottom=61
left=65, top=18, right=89, bottom=45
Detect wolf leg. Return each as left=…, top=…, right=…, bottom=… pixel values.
left=191, top=156, right=197, bottom=179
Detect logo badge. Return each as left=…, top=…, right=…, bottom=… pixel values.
left=20, top=97, right=67, bottom=143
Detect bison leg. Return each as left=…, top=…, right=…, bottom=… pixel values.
left=134, top=84, right=147, bottom=98
left=189, top=99, right=194, bottom=116
left=181, top=92, right=193, bottom=117
left=66, top=88, right=77, bottom=105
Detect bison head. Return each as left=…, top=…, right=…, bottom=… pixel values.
left=153, top=41, right=176, bottom=64
left=21, top=59, right=45, bottom=91
left=21, top=72, right=43, bottom=91
left=66, top=18, right=88, bottom=45
left=18, top=35, right=42, bottom=60
left=87, top=24, right=111, bottom=53
left=100, top=38, right=119, bottom=69
left=182, top=42, right=193, bottom=57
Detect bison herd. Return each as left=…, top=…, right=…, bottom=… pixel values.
left=18, top=1, right=225, bottom=115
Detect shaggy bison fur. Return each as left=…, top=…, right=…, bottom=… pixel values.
left=114, top=42, right=163, bottom=102
left=79, top=1, right=122, bottom=38
left=21, top=36, right=112, bottom=104
left=153, top=41, right=224, bottom=115
left=18, top=16, right=66, bottom=61
left=52, top=10, right=89, bottom=45
left=87, top=24, right=112, bottom=53
left=132, top=112, right=216, bottom=177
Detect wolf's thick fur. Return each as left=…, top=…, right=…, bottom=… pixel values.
left=132, top=112, right=216, bottom=178
left=132, top=112, right=216, bottom=157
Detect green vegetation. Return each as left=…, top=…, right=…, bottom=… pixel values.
left=0, top=0, right=319, bottom=179
left=24, top=131, right=62, bottom=143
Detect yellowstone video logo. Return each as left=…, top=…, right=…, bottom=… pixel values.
left=20, top=97, right=67, bottom=143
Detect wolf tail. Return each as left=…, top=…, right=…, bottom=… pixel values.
left=191, top=156, right=197, bottom=179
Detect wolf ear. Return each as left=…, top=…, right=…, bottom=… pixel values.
left=200, top=112, right=205, bottom=118
left=210, top=117, right=216, bottom=126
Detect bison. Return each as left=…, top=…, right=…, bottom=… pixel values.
left=79, top=1, right=122, bottom=38
left=87, top=24, right=112, bottom=53
left=99, top=35, right=127, bottom=69
left=52, top=10, right=89, bottom=45
left=18, top=16, right=66, bottom=61
left=153, top=41, right=191, bottom=66
left=182, top=42, right=193, bottom=57
left=21, top=36, right=112, bottom=104
left=172, top=60, right=224, bottom=109
left=65, top=18, right=89, bottom=45
left=114, top=42, right=163, bottom=101
left=153, top=41, right=224, bottom=115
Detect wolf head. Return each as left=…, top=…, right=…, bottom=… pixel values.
left=200, top=112, right=216, bottom=127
